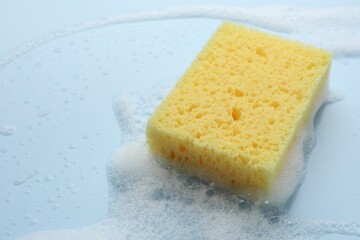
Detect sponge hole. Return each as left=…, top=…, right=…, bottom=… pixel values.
left=170, top=150, right=176, bottom=159
left=269, top=101, right=280, bottom=108
left=175, top=118, right=183, bottom=126
left=231, top=107, right=241, bottom=121
left=268, top=119, right=275, bottom=125
left=195, top=113, right=203, bottom=119
left=177, top=108, right=184, bottom=115
left=256, top=47, right=267, bottom=58
left=234, top=89, right=244, bottom=97
left=306, top=63, right=316, bottom=70
left=179, top=144, right=187, bottom=152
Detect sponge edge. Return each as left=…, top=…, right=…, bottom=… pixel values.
left=146, top=22, right=332, bottom=201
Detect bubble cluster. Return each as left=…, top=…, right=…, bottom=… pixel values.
left=18, top=142, right=360, bottom=240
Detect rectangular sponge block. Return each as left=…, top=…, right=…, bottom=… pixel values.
left=146, top=22, right=332, bottom=195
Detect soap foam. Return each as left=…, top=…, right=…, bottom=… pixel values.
left=18, top=143, right=360, bottom=240
left=17, top=84, right=360, bottom=240
left=268, top=75, right=329, bottom=204
left=1, top=5, right=360, bottom=69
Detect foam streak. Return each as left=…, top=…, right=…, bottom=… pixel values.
left=1, top=5, right=360, bottom=69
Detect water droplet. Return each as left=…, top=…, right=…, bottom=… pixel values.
left=24, top=214, right=31, bottom=220
left=82, top=135, right=89, bottom=140
left=102, top=71, right=109, bottom=76
left=13, top=177, right=27, bottom=185
left=34, top=63, right=41, bottom=68
left=47, top=196, right=55, bottom=203
left=29, top=169, right=40, bottom=177
left=24, top=99, right=31, bottom=104
left=0, top=124, right=16, bottom=136
left=54, top=48, right=61, bottom=53
left=53, top=203, right=60, bottom=210
left=13, top=169, right=40, bottom=185
left=38, top=110, right=50, bottom=117
left=30, top=218, right=38, bottom=225
left=45, top=176, right=53, bottom=182
left=68, top=144, right=76, bottom=150
left=0, top=148, right=7, bottom=153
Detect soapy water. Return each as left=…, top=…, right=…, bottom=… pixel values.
left=2, top=4, right=358, bottom=240
left=0, top=5, right=360, bottom=70
left=17, top=86, right=360, bottom=240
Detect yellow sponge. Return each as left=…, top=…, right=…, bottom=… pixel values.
left=146, top=22, right=331, bottom=196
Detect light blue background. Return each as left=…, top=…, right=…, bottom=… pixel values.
left=0, top=0, right=359, bottom=239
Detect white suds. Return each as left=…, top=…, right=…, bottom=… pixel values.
left=268, top=76, right=329, bottom=203
left=18, top=141, right=360, bottom=240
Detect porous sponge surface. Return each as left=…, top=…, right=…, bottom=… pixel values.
left=146, top=22, right=331, bottom=194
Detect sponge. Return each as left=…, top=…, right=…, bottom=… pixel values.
left=146, top=22, right=331, bottom=197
